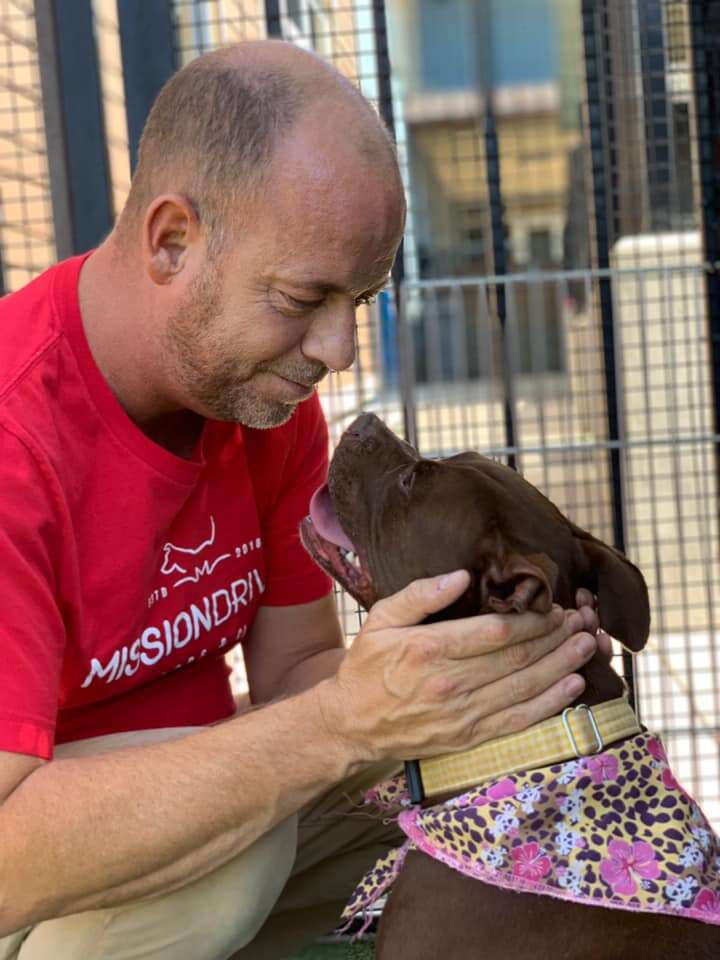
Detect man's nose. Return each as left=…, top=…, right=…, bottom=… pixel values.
left=301, top=302, right=356, bottom=373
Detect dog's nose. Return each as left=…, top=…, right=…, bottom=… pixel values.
left=345, top=413, right=381, bottom=439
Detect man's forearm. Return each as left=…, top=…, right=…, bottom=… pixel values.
left=278, top=646, right=346, bottom=697
left=0, top=680, right=358, bottom=936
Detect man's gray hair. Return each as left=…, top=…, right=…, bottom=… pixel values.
left=117, top=43, right=395, bottom=257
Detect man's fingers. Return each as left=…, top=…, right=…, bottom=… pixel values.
left=457, top=629, right=596, bottom=709
left=575, top=588, right=595, bottom=609
left=577, top=603, right=599, bottom=634
left=448, top=612, right=595, bottom=688
left=469, top=673, right=587, bottom=747
left=597, top=628, right=613, bottom=660
left=367, top=570, right=471, bottom=630
left=429, top=605, right=568, bottom=661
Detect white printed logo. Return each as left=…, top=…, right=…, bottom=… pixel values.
left=160, top=516, right=231, bottom=588
left=81, top=569, right=265, bottom=689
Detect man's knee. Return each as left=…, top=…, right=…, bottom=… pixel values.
left=4, top=815, right=298, bottom=960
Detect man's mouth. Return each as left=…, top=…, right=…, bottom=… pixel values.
left=300, top=484, right=374, bottom=608
left=268, top=374, right=316, bottom=401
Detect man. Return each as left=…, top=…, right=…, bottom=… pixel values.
left=0, top=41, right=601, bottom=959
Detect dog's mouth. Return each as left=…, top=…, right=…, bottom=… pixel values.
left=300, top=484, right=375, bottom=609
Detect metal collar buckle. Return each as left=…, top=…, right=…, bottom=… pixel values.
left=561, top=704, right=605, bottom=758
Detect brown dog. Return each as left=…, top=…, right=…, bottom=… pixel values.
left=301, top=413, right=720, bottom=959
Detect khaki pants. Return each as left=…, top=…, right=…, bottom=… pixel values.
left=0, top=727, right=401, bottom=960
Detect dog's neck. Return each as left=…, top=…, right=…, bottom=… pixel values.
left=573, top=653, right=628, bottom=708
left=425, top=599, right=630, bottom=711
left=419, top=694, right=640, bottom=807
left=416, top=610, right=635, bottom=807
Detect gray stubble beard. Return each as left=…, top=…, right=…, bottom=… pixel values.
left=163, top=268, right=319, bottom=429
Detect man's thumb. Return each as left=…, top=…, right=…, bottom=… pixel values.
left=368, top=570, right=471, bottom=629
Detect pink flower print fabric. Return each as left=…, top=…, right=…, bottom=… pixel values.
left=342, top=732, right=720, bottom=927
left=600, top=840, right=661, bottom=895
left=586, top=752, right=619, bottom=784
left=512, top=842, right=552, bottom=881
left=694, top=889, right=720, bottom=917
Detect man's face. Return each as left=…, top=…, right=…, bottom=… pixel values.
left=163, top=113, right=405, bottom=429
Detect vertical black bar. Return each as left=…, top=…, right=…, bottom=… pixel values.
left=372, top=0, right=403, bottom=281
left=638, top=0, right=672, bottom=231
left=484, top=103, right=517, bottom=470
left=371, top=0, right=404, bottom=292
left=265, top=0, right=283, bottom=37
left=34, top=0, right=113, bottom=257
left=35, top=0, right=72, bottom=259
left=371, top=0, right=411, bottom=439
left=118, top=0, right=177, bottom=173
left=582, top=0, right=636, bottom=709
left=372, top=4, right=398, bottom=161
left=689, top=1, right=720, bottom=440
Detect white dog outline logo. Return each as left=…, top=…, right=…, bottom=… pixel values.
left=160, top=516, right=231, bottom=588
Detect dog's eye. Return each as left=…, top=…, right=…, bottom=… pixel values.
left=398, top=467, right=415, bottom=495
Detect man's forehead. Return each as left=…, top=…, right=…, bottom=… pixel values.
left=268, top=268, right=392, bottom=292
left=266, top=102, right=403, bottom=213
left=254, top=190, right=402, bottom=292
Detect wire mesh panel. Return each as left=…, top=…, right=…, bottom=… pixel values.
left=0, top=0, right=55, bottom=291
left=133, top=0, right=720, bottom=819
left=613, top=252, right=720, bottom=825
left=582, top=0, right=698, bottom=267
left=91, top=0, right=131, bottom=220
left=400, top=262, right=720, bottom=825
left=0, top=0, right=717, bottom=824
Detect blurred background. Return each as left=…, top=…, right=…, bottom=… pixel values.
left=2, top=0, right=719, bottom=842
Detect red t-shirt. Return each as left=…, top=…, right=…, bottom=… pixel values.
left=0, top=254, right=332, bottom=760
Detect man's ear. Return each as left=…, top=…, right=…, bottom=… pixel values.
left=143, top=193, right=202, bottom=285
left=570, top=522, right=651, bottom=651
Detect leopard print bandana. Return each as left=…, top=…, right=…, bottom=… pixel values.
left=342, top=733, right=720, bottom=929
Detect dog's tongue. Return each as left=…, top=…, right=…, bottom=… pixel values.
left=309, top=485, right=355, bottom=551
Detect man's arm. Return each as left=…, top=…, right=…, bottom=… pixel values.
left=0, top=573, right=596, bottom=936
left=0, top=681, right=351, bottom=935
left=244, top=590, right=606, bottom=702
left=243, top=593, right=346, bottom=702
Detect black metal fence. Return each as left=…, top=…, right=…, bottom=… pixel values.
left=2, top=0, right=720, bottom=820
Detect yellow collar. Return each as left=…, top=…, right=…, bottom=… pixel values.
left=405, top=697, right=642, bottom=802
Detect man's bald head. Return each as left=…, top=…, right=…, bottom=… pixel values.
left=117, top=40, right=401, bottom=256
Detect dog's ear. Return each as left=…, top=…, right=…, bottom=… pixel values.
left=569, top=522, right=650, bottom=651
left=477, top=552, right=558, bottom=615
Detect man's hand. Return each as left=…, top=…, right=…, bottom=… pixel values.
left=317, top=570, right=598, bottom=764
left=575, top=587, right=613, bottom=660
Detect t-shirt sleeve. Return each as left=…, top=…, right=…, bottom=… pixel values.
left=0, top=422, right=65, bottom=759
left=259, top=393, right=333, bottom=606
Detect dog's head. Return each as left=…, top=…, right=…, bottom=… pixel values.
left=301, top=414, right=650, bottom=697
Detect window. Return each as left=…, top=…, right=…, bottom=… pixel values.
left=665, top=2, right=688, bottom=65
left=671, top=102, right=694, bottom=218
left=417, top=0, right=480, bottom=91
left=282, top=0, right=329, bottom=54
left=309, top=7, right=319, bottom=49
left=286, top=0, right=303, bottom=30
left=529, top=229, right=552, bottom=267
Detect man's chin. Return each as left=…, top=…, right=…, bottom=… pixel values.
left=198, top=378, right=315, bottom=429
left=240, top=403, right=297, bottom=429
left=223, top=395, right=300, bottom=430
